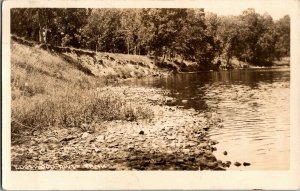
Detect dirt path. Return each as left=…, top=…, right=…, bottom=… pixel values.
left=11, top=86, right=229, bottom=170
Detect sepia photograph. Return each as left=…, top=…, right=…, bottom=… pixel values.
left=2, top=0, right=300, bottom=190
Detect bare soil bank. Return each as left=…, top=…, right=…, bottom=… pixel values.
left=11, top=35, right=199, bottom=78
left=11, top=86, right=229, bottom=171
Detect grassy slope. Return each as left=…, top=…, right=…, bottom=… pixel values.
left=11, top=40, right=155, bottom=144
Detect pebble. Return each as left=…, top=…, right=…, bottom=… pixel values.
left=224, top=161, right=231, bottom=168
left=207, top=161, right=218, bottom=167
left=183, top=149, right=190, bottom=154
left=169, top=108, right=176, bottom=111
left=60, top=136, right=76, bottom=142
left=181, top=100, right=188, bottom=103
left=86, top=136, right=95, bottom=144
left=188, top=157, right=196, bottom=162
left=165, top=97, right=174, bottom=103
left=128, top=146, right=134, bottom=151
left=175, top=159, right=184, bottom=164
left=96, top=135, right=105, bottom=142
left=223, top=151, right=228, bottom=155
left=234, top=162, right=241, bottom=167
left=155, top=158, right=167, bottom=165
left=211, top=140, right=219, bottom=145
left=204, top=152, right=216, bottom=161
left=139, top=130, right=144, bottom=135
left=243, top=162, right=251, bottom=166
left=141, top=161, right=150, bottom=167
left=82, top=132, right=90, bottom=139
left=199, top=143, right=208, bottom=148
left=186, top=142, right=196, bottom=147
left=167, top=135, right=176, bottom=140
left=30, top=140, right=37, bottom=145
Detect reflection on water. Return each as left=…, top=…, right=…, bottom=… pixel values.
left=124, top=68, right=290, bottom=170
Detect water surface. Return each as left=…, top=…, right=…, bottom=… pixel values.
left=124, top=68, right=290, bottom=170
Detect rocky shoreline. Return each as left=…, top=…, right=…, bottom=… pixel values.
left=11, top=86, right=231, bottom=170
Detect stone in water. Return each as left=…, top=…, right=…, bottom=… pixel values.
left=243, top=162, right=251, bottom=166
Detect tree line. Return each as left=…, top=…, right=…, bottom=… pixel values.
left=11, top=8, right=290, bottom=67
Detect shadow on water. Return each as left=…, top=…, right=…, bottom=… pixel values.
left=124, top=68, right=290, bottom=170
left=125, top=68, right=289, bottom=111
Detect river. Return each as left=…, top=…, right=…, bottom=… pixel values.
left=124, top=68, right=290, bottom=170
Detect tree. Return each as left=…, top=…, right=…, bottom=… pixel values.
left=11, top=8, right=90, bottom=46
left=274, top=15, right=290, bottom=58
left=55, top=8, right=91, bottom=47
left=120, top=9, right=143, bottom=54
left=141, top=8, right=188, bottom=64
left=184, top=9, right=215, bottom=67
left=255, top=13, right=277, bottom=64
left=205, top=12, right=222, bottom=59
left=173, top=9, right=219, bottom=68
left=82, top=9, right=125, bottom=53
left=11, top=8, right=289, bottom=69
left=11, top=8, right=52, bottom=42
left=217, top=15, right=240, bottom=65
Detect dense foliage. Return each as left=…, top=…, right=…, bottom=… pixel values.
left=11, top=8, right=290, bottom=67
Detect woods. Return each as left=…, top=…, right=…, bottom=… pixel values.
left=11, top=8, right=290, bottom=68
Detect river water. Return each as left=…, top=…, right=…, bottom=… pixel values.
left=124, top=68, right=290, bottom=170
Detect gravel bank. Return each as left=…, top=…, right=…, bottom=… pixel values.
left=11, top=86, right=228, bottom=170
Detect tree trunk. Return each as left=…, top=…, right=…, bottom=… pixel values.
left=162, top=51, right=166, bottom=64
left=95, top=39, right=98, bottom=53
left=39, top=28, right=43, bottom=43
left=38, top=10, right=43, bottom=43
left=138, top=44, right=141, bottom=55
left=44, top=29, right=48, bottom=44
left=154, top=50, right=157, bottom=65
left=226, top=55, right=230, bottom=65
left=134, top=45, right=137, bottom=55
left=127, top=40, right=130, bottom=54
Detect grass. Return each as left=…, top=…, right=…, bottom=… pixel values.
left=12, top=90, right=154, bottom=133
left=11, top=41, right=154, bottom=142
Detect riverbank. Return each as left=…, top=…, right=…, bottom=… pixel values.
left=11, top=86, right=230, bottom=170
left=212, top=56, right=290, bottom=71
left=11, top=38, right=230, bottom=170
left=11, top=35, right=199, bottom=78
